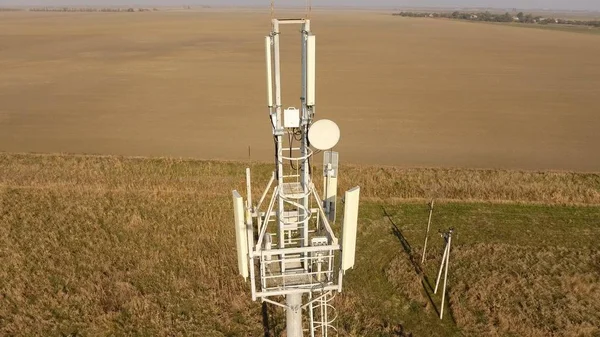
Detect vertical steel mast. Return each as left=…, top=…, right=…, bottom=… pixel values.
left=233, top=13, right=360, bottom=337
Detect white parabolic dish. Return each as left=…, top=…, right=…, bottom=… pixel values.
left=308, top=119, right=340, bottom=150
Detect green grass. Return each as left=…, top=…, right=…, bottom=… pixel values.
left=338, top=201, right=599, bottom=336
left=1, top=153, right=599, bottom=336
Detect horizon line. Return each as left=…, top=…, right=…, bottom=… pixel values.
left=2, top=4, right=599, bottom=12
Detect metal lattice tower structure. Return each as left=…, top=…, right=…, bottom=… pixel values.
left=232, top=14, right=360, bottom=337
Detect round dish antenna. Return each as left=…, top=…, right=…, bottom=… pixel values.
left=308, top=119, right=340, bottom=150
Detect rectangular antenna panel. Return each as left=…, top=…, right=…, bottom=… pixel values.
left=232, top=190, right=249, bottom=279
left=265, top=36, right=273, bottom=107
left=306, top=35, right=316, bottom=106
left=284, top=108, right=300, bottom=128
left=341, top=187, right=360, bottom=272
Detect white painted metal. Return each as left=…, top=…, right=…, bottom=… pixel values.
left=323, top=151, right=339, bottom=224
left=301, top=23, right=308, bottom=114
left=434, top=239, right=448, bottom=294
left=323, top=151, right=339, bottom=178
left=440, top=233, right=451, bottom=320
left=284, top=107, right=301, bottom=128
left=310, top=188, right=337, bottom=239
left=341, top=187, right=360, bottom=272
left=251, top=244, right=340, bottom=257
left=265, top=36, right=274, bottom=108
left=323, top=163, right=334, bottom=220
left=278, top=19, right=308, bottom=24
left=287, top=293, right=303, bottom=337
left=306, top=35, right=316, bottom=106
left=254, top=186, right=278, bottom=251
left=255, top=285, right=340, bottom=298
left=246, top=168, right=253, bottom=208
left=256, top=171, right=275, bottom=211
left=421, top=199, right=435, bottom=264
left=309, top=290, right=337, bottom=337
left=245, top=169, right=255, bottom=286
left=232, top=191, right=249, bottom=279
left=272, top=18, right=285, bottom=271
left=264, top=233, right=273, bottom=262
left=232, top=16, right=359, bottom=336
left=308, top=120, right=340, bottom=150
left=272, top=20, right=282, bottom=133
left=434, top=229, right=453, bottom=320
left=300, top=21, right=312, bottom=256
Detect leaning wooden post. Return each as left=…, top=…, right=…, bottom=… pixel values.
left=421, top=199, right=435, bottom=264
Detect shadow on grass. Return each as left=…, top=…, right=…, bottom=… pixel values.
left=382, top=206, right=440, bottom=318
left=262, top=302, right=270, bottom=337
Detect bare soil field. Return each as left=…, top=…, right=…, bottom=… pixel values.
left=1, top=10, right=600, bottom=171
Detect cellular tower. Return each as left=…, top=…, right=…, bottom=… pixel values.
left=231, top=10, right=360, bottom=337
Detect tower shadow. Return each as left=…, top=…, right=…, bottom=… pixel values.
left=262, top=302, right=271, bottom=337
left=382, top=206, right=440, bottom=317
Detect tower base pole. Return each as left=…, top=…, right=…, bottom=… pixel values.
left=286, top=293, right=303, bottom=337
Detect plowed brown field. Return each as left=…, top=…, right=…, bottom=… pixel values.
left=1, top=10, right=599, bottom=170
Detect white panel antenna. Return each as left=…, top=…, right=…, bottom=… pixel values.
left=265, top=36, right=273, bottom=108
left=232, top=190, right=249, bottom=280
left=306, top=35, right=316, bottom=106
left=341, top=186, right=360, bottom=272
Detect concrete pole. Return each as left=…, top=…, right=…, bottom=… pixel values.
left=286, top=293, right=303, bottom=337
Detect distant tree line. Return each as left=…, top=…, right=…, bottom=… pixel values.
left=27, top=7, right=153, bottom=12
left=0, top=7, right=25, bottom=11
left=393, top=11, right=600, bottom=28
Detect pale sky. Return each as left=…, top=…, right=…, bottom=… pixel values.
left=1, top=0, right=599, bottom=11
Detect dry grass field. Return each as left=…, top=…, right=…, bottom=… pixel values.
left=1, top=8, right=599, bottom=337
left=1, top=153, right=599, bottom=336
left=1, top=10, right=600, bottom=171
